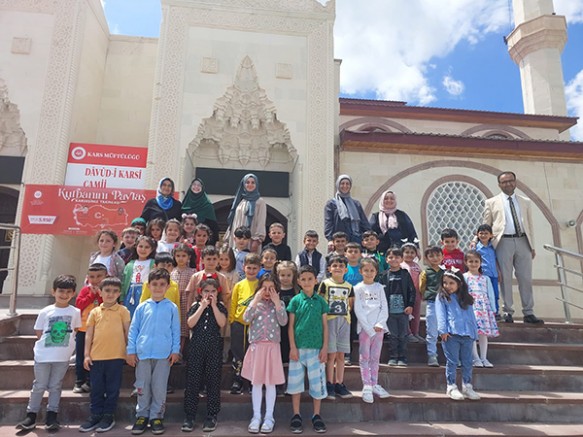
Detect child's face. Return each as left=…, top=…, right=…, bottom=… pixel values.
left=477, top=230, right=493, bottom=245
left=156, top=261, right=174, bottom=274
left=149, top=278, right=170, bottom=300
left=165, top=223, right=181, bottom=242
left=298, top=271, right=317, bottom=292
left=360, top=263, right=378, bottom=283
left=98, top=234, right=115, bottom=254
left=386, top=253, right=403, bottom=270
left=134, top=224, right=145, bottom=235
left=136, top=240, right=154, bottom=260
left=260, top=280, right=276, bottom=300
left=442, top=237, right=459, bottom=252
left=174, top=250, right=190, bottom=267
left=244, top=263, right=260, bottom=280
left=52, top=287, right=76, bottom=307
left=234, top=236, right=250, bottom=250
left=426, top=251, right=444, bottom=268
left=465, top=255, right=481, bottom=273
left=195, top=230, right=209, bottom=247
left=346, top=247, right=361, bottom=263
left=402, top=247, right=417, bottom=263
left=262, top=251, right=277, bottom=269
left=362, top=235, right=379, bottom=251
left=183, top=219, right=196, bottom=235
left=328, top=261, right=348, bottom=280
left=203, top=255, right=219, bottom=271
left=99, top=285, right=121, bottom=305
left=278, top=268, right=294, bottom=288
left=218, top=253, right=231, bottom=270
left=149, top=226, right=162, bottom=241
left=333, top=238, right=347, bottom=253
left=201, top=286, right=218, bottom=304
left=269, top=227, right=285, bottom=244
left=87, top=270, right=106, bottom=288
left=122, top=232, right=137, bottom=248
left=304, top=236, right=318, bottom=251
left=442, top=276, right=459, bottom=294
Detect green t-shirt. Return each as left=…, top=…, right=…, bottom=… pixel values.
left=287, top=290, right=329, bottom=350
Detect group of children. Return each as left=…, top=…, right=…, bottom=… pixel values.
left=16, top=217, right=500, bottom=434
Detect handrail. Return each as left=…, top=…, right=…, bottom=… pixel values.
left=0, top=224, right=21, bottom=317
left=543, top=244, right=583, bottom=324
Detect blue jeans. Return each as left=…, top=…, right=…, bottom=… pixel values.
left=441, top=334, right=473, bottom=386
left=90, top=359, right=124, bottom=415
left=75, top=331, right=89, bottom=384
left=27, top=361, right=70, bottom=413
left=425, top=301, right=438, bottom=357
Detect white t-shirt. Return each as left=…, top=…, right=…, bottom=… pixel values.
left=93, top=254, right=112, bottom=273
left=33, top=305, right=82, bottom=363
left=131, top=260, right=152, bottom=284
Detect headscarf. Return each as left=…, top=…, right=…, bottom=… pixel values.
left=334, top=174, right=361, bottom=237
left=156, top=177, right=175, bottom=211
left=181, top=178, right=217, bottom=223
left=378, top=189, right=398, bottom=233
left=227, top=174, right=261, bottom=228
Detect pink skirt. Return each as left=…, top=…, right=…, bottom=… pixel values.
left=241, top=341, right=285, bottom=385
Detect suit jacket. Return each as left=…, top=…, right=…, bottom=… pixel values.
left=483, top=192, right=534, bottom=250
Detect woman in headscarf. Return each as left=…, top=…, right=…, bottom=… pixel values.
left=324, top=174, right=371, bottom=249
left=140, top=177, right=183, bottom=223
left=369, top=190, right=418, bottom=254
left=181, top=178, right=219, bottom=245
left=224, top=174, right=266, bottom=253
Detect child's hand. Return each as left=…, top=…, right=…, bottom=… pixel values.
left=126, top=354, right=138, bottom=367
left=83, top=356, right=93, bottom=371
left=168, top=353, right=180, bottom=365
left=90, top=286, right=99, bottom=295
left=208, top=294, right=217, bottom=308
left=289, top=347, right=299, bottom=362
left=374, top=326, right=383, bottom=333
left=269, top=287, right=281, bottom=307
left=318, top=347, right=328, bottom=363
left=404, top=306, right=413, bottom=315
left=440, top=333, right=450, bottom=342
left=200, top=297, right=210, bottom=309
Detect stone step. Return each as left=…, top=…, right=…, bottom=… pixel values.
left=2, top=389, right=583, bottom=425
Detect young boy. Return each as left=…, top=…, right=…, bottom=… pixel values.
left=131, top=217, right=147, bottom=235
left=119, top=227, right=139, bottom=264
left=381, top=247, right=415, bottom=367
left=331, top=232, right=348, bottom=256
left=318, top=255, right=354, bottom=400
left=343, top=242, right=362, bottom=366
left=287, top=265, right=329, bottom=433
left=295, top=230, right=326, bottom=283
left=139, top=252, right=181, bottom=315
left=16, top=275, right=81, bottom=431
left=360, top=230, right=388, bottom=274
left=233, top=226, right=252, bottom=279
left=228, top=253, right=260, bottom=394
left=185, top=245, right=231, bottom=310
left=127, top=268, right=180, bottom=435
left=419, top=246, right=445, bottom=367
left=441, top=228, right=465, bottom=272
left=263, top=222, right=292, bottom=261
left=476, top=224, right=500, bottom=317
left=79, top=277, right=130, bottom=433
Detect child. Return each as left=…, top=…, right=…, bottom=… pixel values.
left=131, top=217, right=147, bottom=235
left=74, top=263, right=107, bottom=393
left=330, top=231, right=348, bottom=256
left=89, top=230, right=125, bottom=280
left=193, top=223, right=212, bottom=271
left=464, top=251, right=499, bottom=368
left=287, top=265, right=329, bottom=434
left=233, top=226, right=252, bottom=279
left=218, top=246, right=240, bottom=290
left=401, top=243, right=424, bottom=343
left=121, top=235, right=157, bottom=319
left=419, top=246, right=445, bottom=367
left=182, top=278, right=227, bottom=433
left=476, top=224, right=500, bottom=316
left=146, top=218, right=165, bottom=242
left=16, top=275, right=81, bottom=431
left=344, top=242, right=362, bottom=366
left=171, top=244, right=197, bottom=356
left=139, top=252, right=181, bottom=326
left=127, top=268, right=180, bottom=435
left=441, top=228, right=465, bottom=272
left=263, top=222, right=292, bottom=261
left=185, top=246, right=231, bottom=308
left=258, top=247, right=277, bottom=278
left=242, top=274, right=288, bottom=434
left=229, top=253, right=261, bottom=394
left=79, top=277, right=130, bottom=433
left=119, top=227, right=139, bottom=264
left=361, top=230, right=387, bottom=274
left=156, top=219, right=182, bottom=253
left=276, top=261, right=299, bottom=395
left=181, top=213, right=198, bottom=245
left=318, top=254, right=353, bottom=400
left=353, top=258, right=390, bottom=403
left=295, top=230, right=326, bottom=283
left=381, top=247, right=415, bottom=367
left=436, top=268, right=480, bottom=401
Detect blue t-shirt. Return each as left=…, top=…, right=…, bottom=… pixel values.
left=344, top=263, right=363, bottom=286
left=476, top=241, right=498, bottom=278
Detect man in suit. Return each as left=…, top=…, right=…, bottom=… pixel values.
left=483, top=171, right=544, bottom=324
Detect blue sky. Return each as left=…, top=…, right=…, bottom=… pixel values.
left=102, top=0, right=583, bottom=139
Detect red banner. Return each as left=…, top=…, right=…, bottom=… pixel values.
left=20, top=185, right=157, bottom=236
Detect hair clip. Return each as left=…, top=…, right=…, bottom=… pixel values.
left=401, top=238, right=408, bottom=242
left=413, top=237, right=420, bottom=244
left=182, top=213, right=198, bottom=220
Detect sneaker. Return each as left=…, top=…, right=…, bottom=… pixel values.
left=16, top=412, right=37, bottom=430
left=427, top=355, right=439, bottom=367
left=482, top=358, right=494, bottom=368
left=73, top=383, right=85, bottom=393
left=230, top=380, right=243, bottom=395
left=344, top=353, right=352, bottom=366
left=79, top=415, right=102, bottom=433
left=415, top=335, right=426, bottom=343
left=462, top=383, right=481, bottom=400
left=388, top=359, right=398, bottom=366
left=407, top=333, right=419, bottom=343
left=81, top=382, right=92, bottom=392
left=335, top=382, right=353, bottom=399
left=396, top=359, right=408, bottom=367
left=325, top=382, right=336, bottom=400
left=260, top=417, right=275, bottom=434
left=45, top=411, right=60, bottom=431
left=311, top=414, right=327, bottom=433
left=372, top=384, right=390, bottom=398
left=289, top=414, right=302, bottom=434
left=181, top=417, right=194, bottom=432
left=503, top=313, right=514, bottom=323
left=202, top=415, right=217, bottom=432
left=495, top=313, right=502, bottom=321
left=95, top=414, right=115, bottom=433
left=446, top=384, right=464, bottom=401
left=166, top=384, right=175, bottom=394
left=131, top=417, right=149, bottom=435
left=523, top=314, right=544, bottom=324
left=150, top=418, right=165, bottom=435
left=248, top=417, right=261, bottom=434
left=130, top=388, right=138, bottom=397
left=362, top=385, right=373, bottom=403
left=276, top=384, right=286, bottom=397
left=473, top=359, right=484, bottom=367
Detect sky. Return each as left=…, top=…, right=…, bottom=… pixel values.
left=102, top=0, right=583, bottom=140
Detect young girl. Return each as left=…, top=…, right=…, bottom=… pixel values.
left=353, top=258, right=390, bottom=403
left=275, top=261, right=298, bottom=396
left=193, top=224, right=211, bottom=271
left=241, top=274, right=287, bottom=434
left=463, top=250, right=499, bottom=368
left=218, top=246, right=239, bottom=289
left=121, top=236, right=157, bottom=318
left=401, top=243, right=424, bottom=343
left=171, top=244, right=197, bottom=357
left=258, top=247, right=277, bottom=278
left=181, top=213, right=198, bottom=245
left=88, top=230, right=125, bottom=281
left=145, top=218, right=165, bottom=242
left=182, top=278, right=227, bottom=433
left=436, top=268, right=480, bottom=401
left=157, top=219, right=182, bottom=253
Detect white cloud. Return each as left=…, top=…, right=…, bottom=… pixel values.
left=442, top=74, right=465, bottom=97
left=566, top=69, right=583, bottom=140
left=334, top=0, right=509, bottom=105
left=554, top=0, right=583, bottom=24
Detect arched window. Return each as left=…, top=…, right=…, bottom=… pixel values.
left=426, top=182, right=486, bottom=249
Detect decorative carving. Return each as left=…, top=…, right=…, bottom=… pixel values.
left=275, top=63, right=293, bottom=79
left=11, top=37, right=32, bottom=54
left=201, top=57, right=218, bottom=74
left=190, top=56, right=296, bottom=167
left=0, top=79, right=27, bottom=155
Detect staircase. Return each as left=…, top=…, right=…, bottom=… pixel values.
left=1, top=312, right=583, bottom=436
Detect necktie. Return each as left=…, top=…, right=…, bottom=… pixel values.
left=508, top=196, right=522, bottom=235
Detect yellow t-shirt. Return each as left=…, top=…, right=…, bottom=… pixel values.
left=229, top=278, right=258, bottom=325
left=87, top=303, right=130, bottom=360
left=139, top=279, right=181, bottom=320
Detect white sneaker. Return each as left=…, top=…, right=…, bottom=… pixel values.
left=372, top=384, right=390, bottom=398
left=362, top=385, right=374, bottom=403
left=446, top=384, right=464, bottom=401
left=462, top=383, right=481, bottom=400
left=260, top=417, right=275, bottom=434
left=473, top=359, right=484, bottom=367
left=248, top=417, right=261, bottom=434
left=482, top=358, right=494, bottom=368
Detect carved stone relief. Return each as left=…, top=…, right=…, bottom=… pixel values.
left=0, top=79, right=27, bottom=155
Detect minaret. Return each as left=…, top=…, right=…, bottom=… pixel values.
left=507, top=0, right=570, bottom=139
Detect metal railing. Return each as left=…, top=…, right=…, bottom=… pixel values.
left=0, top=224, right=22, bottom=317
left=543, top=244, right=583, bottom=324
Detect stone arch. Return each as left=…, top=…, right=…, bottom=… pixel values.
left=460, top=124, right=531, bottom=139
left=339, top=117, right=412, bottom=133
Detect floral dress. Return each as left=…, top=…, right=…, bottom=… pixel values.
left=464, top=273, right=499, bottom=338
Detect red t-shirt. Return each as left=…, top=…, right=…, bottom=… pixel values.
left=442, top=248, right=466, bottom=273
